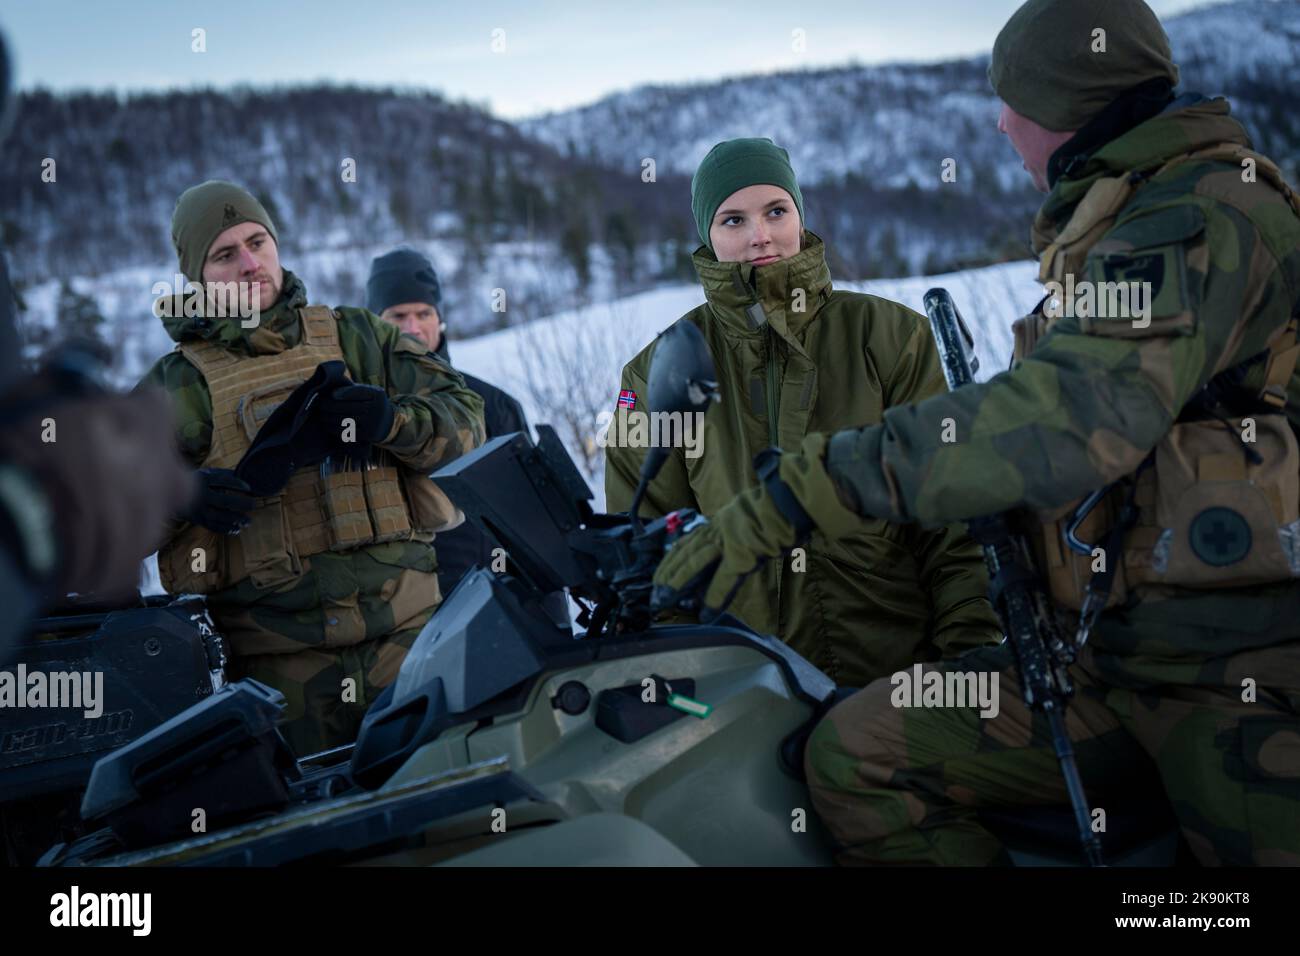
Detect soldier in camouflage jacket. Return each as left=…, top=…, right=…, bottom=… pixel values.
left=142, top=181, right=484, bottom=755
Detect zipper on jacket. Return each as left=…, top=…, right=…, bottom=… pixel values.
left=765, top=326, right=780, bottom=448
left=764, top=324, right=783, bottom=626
left=742, top=283, right=780, bottom=448
left=746, top=285, right=786, bottom=619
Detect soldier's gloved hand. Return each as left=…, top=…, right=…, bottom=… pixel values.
left=651, top=433, right=860, bottom=618
left=183, top=467, right=258, bottom=534
left=316, top=383, right=397, bottom=444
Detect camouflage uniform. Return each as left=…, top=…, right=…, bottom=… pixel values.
left=142, top=271, right=484, bottom=753
left=805, top=98, right=1300, bottom=864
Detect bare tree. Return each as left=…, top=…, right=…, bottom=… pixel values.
left=510, top=275, right=636, bottom=482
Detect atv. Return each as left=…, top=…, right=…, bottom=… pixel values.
left=0, top=594, right=226, bottom=865
left=30, top=319, right=1187, bottom=867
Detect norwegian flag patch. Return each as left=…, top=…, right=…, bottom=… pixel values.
left=617, top=389, right=638, bottom=411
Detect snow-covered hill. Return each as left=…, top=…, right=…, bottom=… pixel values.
left=519, top=0, right=1300, bottom=190
left=1172, top=0, right=1300, bottom=83
left=9, top=0, right=1294, bottom=344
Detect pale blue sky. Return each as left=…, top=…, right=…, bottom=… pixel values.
left=4, top=0, right=1214, bottom=118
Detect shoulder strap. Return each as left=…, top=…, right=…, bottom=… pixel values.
left=177, top=308, right=341, bottom=380
left=1159, top=143, right=1300, bottom=219
left=1036, top=175, right=1137, bottom=284
left=1260, top=316, right=1300, bottom=410
left=299, top=305, right=339, bottom=347
left=1039, top=142, right=1300, bottom=286
left=177, top=338, right=238, bottom=378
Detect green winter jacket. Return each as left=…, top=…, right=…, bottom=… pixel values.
left=607, top=232, right=1001, bottom=685
left=141, top=270, right=485, bottom=657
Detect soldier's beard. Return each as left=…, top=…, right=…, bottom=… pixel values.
left=254, top=274, right=280, bottom=306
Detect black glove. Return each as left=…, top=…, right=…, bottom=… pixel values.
left=315, top=383, right=397, bottom=446
left=183, top=467, right=258, bottom=534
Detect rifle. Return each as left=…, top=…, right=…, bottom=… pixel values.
left=922, top=287, right=1103, bottom=868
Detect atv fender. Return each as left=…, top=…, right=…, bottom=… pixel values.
left=437, top=813, right=697, bottom=867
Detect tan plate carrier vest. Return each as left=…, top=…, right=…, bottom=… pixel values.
left=159, top=306, right=462, bottom=595
left=1018, top=144, right=1300, bottom=611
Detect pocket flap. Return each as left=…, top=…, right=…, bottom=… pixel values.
left=1082, top=206, right=1207, bottom=337
left=237, top=377, right=309, bottom=441
left=1103, top=204, right=1206, bottom=252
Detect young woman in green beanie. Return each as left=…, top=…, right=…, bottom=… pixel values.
left=606, top=137, right=1000, bottom=686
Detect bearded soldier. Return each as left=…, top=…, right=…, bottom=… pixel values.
left=143, top=181, right=484, bottom=755
left=653, top=0, right=1300, bottom=864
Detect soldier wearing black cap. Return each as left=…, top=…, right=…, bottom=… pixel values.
left=367, top=247, right=533, bottom=598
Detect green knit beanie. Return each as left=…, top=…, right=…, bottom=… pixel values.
left=691, top=138, right=805, bottom=251
left=989, top=0, right=1179, bottom=132
left=171, top=180, right=280, bottom=282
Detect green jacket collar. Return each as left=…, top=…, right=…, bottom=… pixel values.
left=159, top=270, right=310, bottom=356
left=692, top=231, right=834, bottom=340
left=1032, top=97, right=1251, bottom=253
